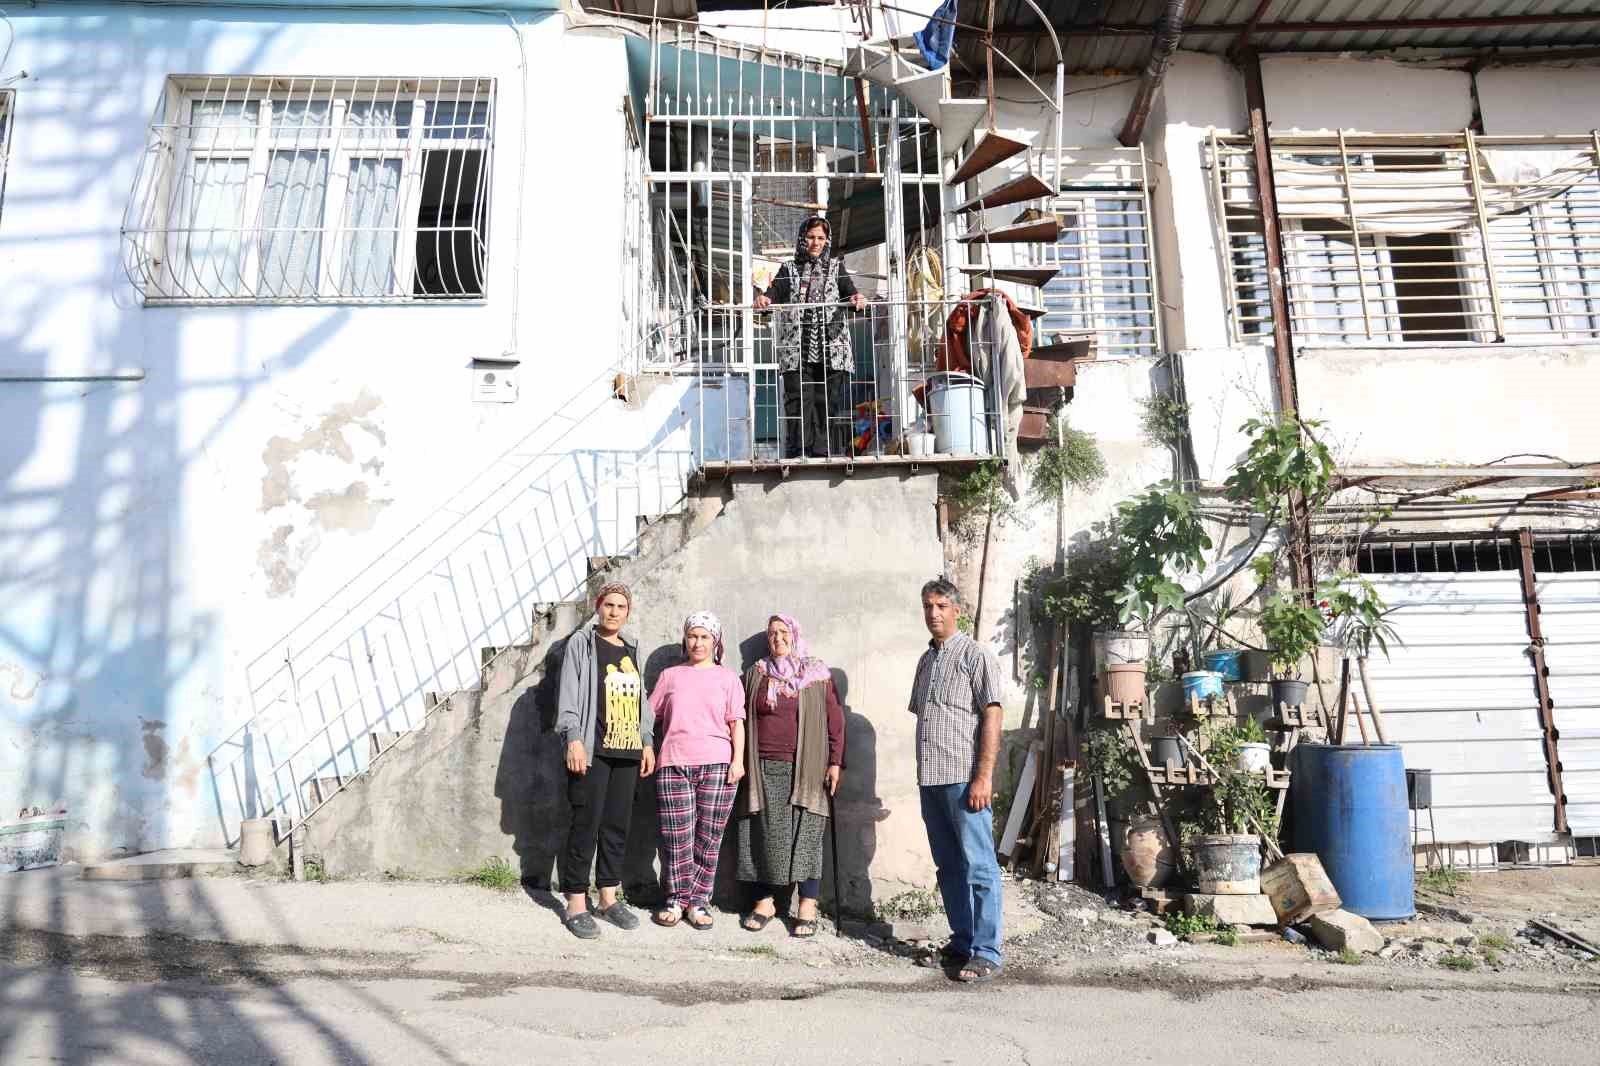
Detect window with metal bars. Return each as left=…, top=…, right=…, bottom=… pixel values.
left=1354, top=535, right=1600, bottom=574
left=1209, top=132, right=1600, bottom=346
left=122, top=77, right=494, bottom=303
left=1040, top=192, right=1158, bottom=357
left=0, top=91, right=13, bottom=229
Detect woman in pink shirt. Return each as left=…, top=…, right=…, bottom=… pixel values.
left=650, top=611, right=746, bottom=929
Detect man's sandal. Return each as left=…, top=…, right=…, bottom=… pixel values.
left=955, top=957, right=1001, bottom=983
left=742, top=911, right=775, bottom=932
left=651, top=909, right=681, bottom=928
left=914, top=944, right=967, bottom=970
left=790, top=918, right=817, bottom=938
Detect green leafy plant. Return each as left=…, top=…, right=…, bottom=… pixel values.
left=1138, top=393, right=1191, bottom=451
left=1216, top=927, right=1240, bottom=947
left=874, top=889, right=944, bottom=922
left=1259, top=592, right=1326, bottom=679
left=1223, top=412, right=1337, bottom=514
left=1479, top=932, right=1512, bottom=953
left=1165, top=911, right=1218, bottom=938
left=1237, top=717, right=1267, bottom=745
left=1334, top=947, right=1364, bottom=966
left=1417, top=865, right=1468, bottom=896
left=1439, top=953, right=1478, bottom=972
left=1028, top=414, right=1107, bottom=507
left=947, top=460, right=1023, bottom=544
left=465, top=856, right=520, bottom=892
left=1033, top=553, right=1127, bottom=628
left=302, top=858, right=328, bottom=883
left=1113, top=481, right=1213, bottom=627
left=1198, top=725, right=1280, bottom=839
left=733, top=944, right=779, bottom=960
left=1085, top=726, right=1139, bottom=799
left=1321, top=572, right=1404, bottom=660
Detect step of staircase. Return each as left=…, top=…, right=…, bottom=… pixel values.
left=960, top=264, right=1060, bottom=287
left=952, top=173, right=1053, bottom=214
left=81, top=848, right=238, bottom=881
left=959, top=216, right=1061, bottom=245
left=844, top=42, right=985, bottom=155
left=948, top=130, right=1030, bottom=186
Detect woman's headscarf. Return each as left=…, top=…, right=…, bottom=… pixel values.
left=757, top=613, right=832, bottom=698
left=682, top=610, right=724, bottom=665
left=594, top=580, right=631, bottom=613
left=775, top=216, right=853, bottom=373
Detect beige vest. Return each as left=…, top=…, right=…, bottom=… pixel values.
left=737, top=665, right=832, bottom=818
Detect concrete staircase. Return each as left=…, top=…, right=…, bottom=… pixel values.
left=300, top=469, right=950, bottom=913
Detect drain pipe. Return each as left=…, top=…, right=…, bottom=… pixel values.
left=1117, top=0, right=1195, bottom=148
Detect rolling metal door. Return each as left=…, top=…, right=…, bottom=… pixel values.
left=1363, top=572, right=1559, bottom=843
left=1533, top=572, right=1600, bottom=835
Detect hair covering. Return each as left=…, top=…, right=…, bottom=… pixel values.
left=757, top=613, right=832, bottom=699
left=682, top=610, right=724, bottom=665
left=594, top=580, right=632, bottom=611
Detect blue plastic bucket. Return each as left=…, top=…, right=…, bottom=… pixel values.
left=1202, top=649, right=1244, bottom=681
left=927, top=372, right=989, bottom=456
left=1291, top=743, right=1415, bottom=920
left=1181, top=670, right=1224, bottom=701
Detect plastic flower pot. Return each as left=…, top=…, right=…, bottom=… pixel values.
left=1235, top=742, right=1272, bottom=775
left=1271, top=678, right=1310, bottom=708
left=1201, top=649, right=1244, bottom=682
left=1102, top=662, right=1148, bottom=706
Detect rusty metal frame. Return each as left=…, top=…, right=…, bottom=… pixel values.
left=1515, top=527, right=1570, bottom=835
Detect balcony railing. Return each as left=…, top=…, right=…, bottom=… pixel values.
left=648, top=295, right=1020, bottom=467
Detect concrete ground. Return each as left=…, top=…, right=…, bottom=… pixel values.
left=1, top=864, right=1597, bottom=1065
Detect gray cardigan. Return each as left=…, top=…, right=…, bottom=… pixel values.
left=555, top=625, right=655, bottom=760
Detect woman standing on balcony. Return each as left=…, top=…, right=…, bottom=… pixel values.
left=734, top=613, right=844, bottom=938
left=555, top=581, right=655, bottom=940
left=650, top=611, right=746, bottom=930
left=754, top=216, right=867, bottom=459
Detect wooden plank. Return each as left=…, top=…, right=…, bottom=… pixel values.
left=958, top=217, right=1062, bottom=244
left=998, top=742, right=1040, bottom=858
left=953, top=172, right=1054, bottom=214
left=948, top=130, right=1029, bottom=186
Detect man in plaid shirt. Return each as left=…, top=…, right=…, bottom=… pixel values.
left=907, top=577, right=1004, bottom=982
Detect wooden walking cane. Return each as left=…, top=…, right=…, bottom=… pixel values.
left=827, top=789, right=843, bottom=937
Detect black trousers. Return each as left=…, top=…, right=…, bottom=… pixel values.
left=781, top=361, right=851, bottom=458
left=558, top=754, right=639, bottom=895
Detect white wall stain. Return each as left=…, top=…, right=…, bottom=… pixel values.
left=256, top=389, right=394, bottom=596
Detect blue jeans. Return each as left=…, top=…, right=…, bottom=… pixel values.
left=919, top=782, right=1003, bottom=965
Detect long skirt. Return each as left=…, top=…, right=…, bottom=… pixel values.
left=734, top=758, right=827, bottom=885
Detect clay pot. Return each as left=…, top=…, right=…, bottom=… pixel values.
left=1102, top=662, right=1148, bottom=706
left=1121, top=817, right=1176, bottom=888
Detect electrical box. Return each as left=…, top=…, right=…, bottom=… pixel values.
left=471, top=358, right=519, bottom=404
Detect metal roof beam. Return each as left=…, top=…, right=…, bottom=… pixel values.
left=991, top=13, right=1600, bottom=38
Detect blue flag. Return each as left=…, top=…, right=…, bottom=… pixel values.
left=914, top=0, right=958, bottom=70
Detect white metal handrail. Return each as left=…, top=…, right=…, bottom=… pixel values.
left=208, top=314, right=696, bottom=845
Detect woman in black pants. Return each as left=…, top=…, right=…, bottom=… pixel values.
left=554, top=581, right=655, bottom=938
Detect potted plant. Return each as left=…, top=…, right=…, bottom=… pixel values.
left=1259, top=590, right=1326, bottom=708
left=1232, top=717, right=1271, bottom=774
left=1323, top=571, right=1405, bottom=740
left=1189, top=729, right=1280, bottom=894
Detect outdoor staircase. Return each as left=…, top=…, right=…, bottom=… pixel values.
left=846, top=35, right=1073, bottom=444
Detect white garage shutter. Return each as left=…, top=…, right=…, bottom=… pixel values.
left=1534, top=571, right=1600, bottom=835
left=1362, top=571, right=1560, bottom=843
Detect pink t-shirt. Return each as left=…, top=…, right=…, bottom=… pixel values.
left=652, top=663, right=746, bottom=769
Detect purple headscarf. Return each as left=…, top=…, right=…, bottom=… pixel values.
left=757, top=613, right=832, bottom=698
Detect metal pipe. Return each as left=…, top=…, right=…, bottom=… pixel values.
left=1516, top=527, right=1569, bottom=835
left=1118, top=0, right=1195, bottom=148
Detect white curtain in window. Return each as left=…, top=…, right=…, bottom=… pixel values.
left=340, top=158, right=403, bottom=296
left=176, top=157, right=249, bottom=298
left=260, top=150, right=329, bottom=296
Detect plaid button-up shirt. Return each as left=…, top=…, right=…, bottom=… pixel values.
left=907, top=632, right=1004, bottom=787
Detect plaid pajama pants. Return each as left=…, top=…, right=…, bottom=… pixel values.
left=655, top=763, right=736, bottom=909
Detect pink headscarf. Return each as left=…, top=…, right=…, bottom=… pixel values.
left=757, top=613, right=832, bottom=698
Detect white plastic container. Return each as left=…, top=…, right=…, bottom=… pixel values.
left=1236, top=742, right=1272, bottom=775
left=907, top=432, right=935, bottom=457
left=927, top=372, right=989, bottom=455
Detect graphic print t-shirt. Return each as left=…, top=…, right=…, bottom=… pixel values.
left=595, top=637, right=643, bottom=759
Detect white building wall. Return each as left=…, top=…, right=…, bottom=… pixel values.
left=0, top=8, right=653, bottom=857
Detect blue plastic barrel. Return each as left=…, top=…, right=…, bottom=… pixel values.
left=1291, top=744, right=1415, bottom=920
left=1181, top=670, right=1224, bottom=701
left=1202, top=649, right=1244, bottom=681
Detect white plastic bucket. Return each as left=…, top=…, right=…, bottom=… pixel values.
left=907, top=432, right=935, bottom=457
left=927, top=372, right=988, bottom=455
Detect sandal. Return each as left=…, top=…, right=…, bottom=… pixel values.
left=955, top=957, right=1002, bottom=984
left=742, top=911, right=775, bottom=932
left=599, top=901, right=639, bottom=931
left=790, top=919, right=817, bottom=939
left=651, top=909, right=681, bottom=928
left=563, top=910, right=601, bottom=940
left=684, top=906, right=715, bottom=931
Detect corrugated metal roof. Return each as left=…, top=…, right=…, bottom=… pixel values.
left=954, top=0, right=1600, bottom=74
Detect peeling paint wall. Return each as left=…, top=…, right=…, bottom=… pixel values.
left=0, top=7, right=636, bottom=858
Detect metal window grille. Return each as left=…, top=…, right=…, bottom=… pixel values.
left=1209, top=131, right=1600, bottom=346
left=1354, top=534, right=1600, bottom=574
left=1037, top=148, right=1160, bottom=357
left=0, top=90, right=13, bottom=229
left=122, top=76, right=494, bottom=303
